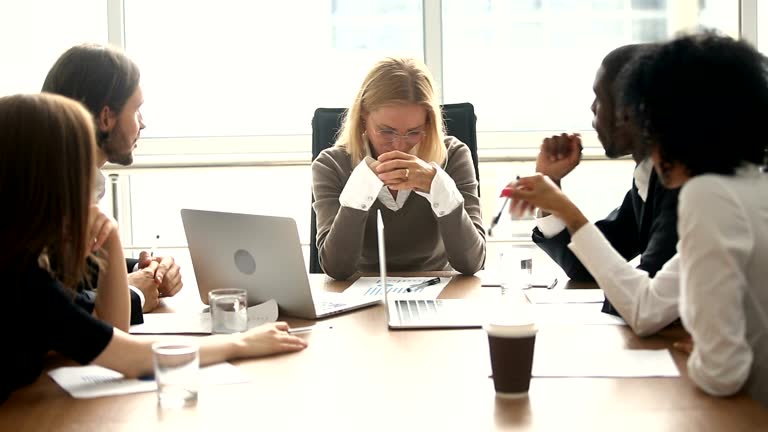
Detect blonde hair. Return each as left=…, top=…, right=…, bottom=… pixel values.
left=335, top=57, right=446, bottom=165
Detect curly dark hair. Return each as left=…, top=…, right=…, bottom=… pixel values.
left=621, top=32, right=768, bottom=176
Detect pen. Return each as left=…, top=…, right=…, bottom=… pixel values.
left=530, top=278, right=558, bottom=290
left=150, top=234, right=160, bottom=258
left=489, top=176, right=519, bottom=236
left=288, top=326, right=314, bottom=334
left=488, top=197, right=509, bottom=237
left=405, top=277, right=441, bottom=293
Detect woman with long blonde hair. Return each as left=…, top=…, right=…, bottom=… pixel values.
left=312, top=57, right=485, bottom=280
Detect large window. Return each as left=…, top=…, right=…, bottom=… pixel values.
left=441, top=0, right=738, bottom=134
left=0, top=0, right=107, bottom=96
left=760, top=0, right=768, bottom=53
left=124, top=0, right=423, bottom=138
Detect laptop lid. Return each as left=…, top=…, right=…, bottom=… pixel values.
left=181, top=209, right=318, bottom=319
left=375, top=209, right=484, bottom=329
left=376, top=210, right=391, bottom=324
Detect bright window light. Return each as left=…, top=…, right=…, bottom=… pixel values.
left=0, top=0, right=107, bottom=96
left=124, top=0, right=424, bottom=138
left=442, top=0, right=739, bottom=133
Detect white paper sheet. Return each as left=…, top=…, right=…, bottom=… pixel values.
left=343, top=276, right=450, bottom=299
left=532, top=302, right=627, bottom=326
left=532, top=349, right=680, bottom=377
left=48, top=362, right=250, bottom=399
left=524, top=288, right=605, bottom=304
left=129, top=299, right=278, bottom=334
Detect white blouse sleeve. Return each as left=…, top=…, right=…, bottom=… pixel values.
left=536, top=214, right=567, bottom=238
left=414, top=163, right=464, bottom=218
left=338, top=160, right=384, bottom=210
left=567, top=223, right=681, bottom=336
left=677, top=177, right=753, bottom=396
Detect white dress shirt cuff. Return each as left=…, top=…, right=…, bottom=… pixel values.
left=414, top=163, right=463, bottom=218
left=128, top=285, right=146, bottom=308
left=339, top=160, right=383, bottom=211
left=567, top=223, right=628, bottom=278
left=536, top=214, right=567, bottom=238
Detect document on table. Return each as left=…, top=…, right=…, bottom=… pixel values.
left=524, top=288, right=605, bottom=304
left=343, top=276, right=450, bottom=299
left=129, top=299, right=278, bottom=334
left=48, top=362, right=250, bottom=399
left=532, top=302, right=627, bottom=326
left=532, top=349, right=680, bottom=377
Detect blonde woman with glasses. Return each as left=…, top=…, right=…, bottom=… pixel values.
left=312, top=57, right=485, bottom=280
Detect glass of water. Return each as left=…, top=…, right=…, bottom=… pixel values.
left=208, top=288, right=248, bottom=334
left=498, top=248, right=534, bottom=292
left=152, top=341, right=199, bottom=408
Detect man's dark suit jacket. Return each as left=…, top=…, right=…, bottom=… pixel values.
left=532, top=169, right=680, bottom=316
left=76, top=258, right=143, bottom=325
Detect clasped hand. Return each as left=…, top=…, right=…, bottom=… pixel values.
left=535, top=133, right=583, bottom=183
left=129, top=251, right=184, bottom=312
left=371, top=150, right=436, bottom=193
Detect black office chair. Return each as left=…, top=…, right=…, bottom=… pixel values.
left=309, top=102, right=479, bottom=274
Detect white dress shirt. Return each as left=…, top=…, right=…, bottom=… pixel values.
left=128, top=285, right=145, bottom=307
left=536, top=158, right=654, bottom=238
left=338, top=144, right=463, bottom=217
left=568, top=165, right=768, bottom=398
left=94, top=169, right=106, bottom=202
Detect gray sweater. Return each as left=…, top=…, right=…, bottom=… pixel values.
left=312, top=137, right=486, bottom=280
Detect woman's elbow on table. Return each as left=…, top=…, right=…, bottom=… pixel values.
left=319, top=258, right=356, bottom=281
left=450, top=253, right=485, bottom=276
left=688, top=359, right=750, bottom=398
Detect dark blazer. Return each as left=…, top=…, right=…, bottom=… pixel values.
left=76, top=258, right=144, bottom=325
left=532, top=169, right=679, bottom=316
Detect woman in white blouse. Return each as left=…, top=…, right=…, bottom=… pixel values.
left=505, top=33, right=768, bottom=404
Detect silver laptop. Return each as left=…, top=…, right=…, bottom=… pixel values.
left=376, top=211, right=485, bottom=329
left=181, top=209, right=379, bottom=319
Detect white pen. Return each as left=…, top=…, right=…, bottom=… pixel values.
left=150, top=234, right=160, bottom=258
left=287, top=326, right=314, bottom=334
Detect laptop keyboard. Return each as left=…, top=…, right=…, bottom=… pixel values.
left=394, top=299, right=448, bottom=325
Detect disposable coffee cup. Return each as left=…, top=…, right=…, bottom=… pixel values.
left=484, top=320, right=537, bottom=398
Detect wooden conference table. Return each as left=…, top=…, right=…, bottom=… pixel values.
left=1, top=272, right=766, bottom=432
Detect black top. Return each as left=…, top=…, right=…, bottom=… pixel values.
left=76, top=257, right=144, bottom=325
left=1, top=264, right=114, bottom=403
left=533, top=169, right=680, bottom=316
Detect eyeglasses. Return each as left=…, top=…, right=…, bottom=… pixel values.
left=373, top=128, right=426, bottom=145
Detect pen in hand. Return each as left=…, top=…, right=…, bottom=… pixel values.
left=287, top=326, right=314, bottom=334
left=150, top=234, right=160, bottom=258
left=405, top=277, right=441, bottom=293
left=489, top=176, right=519, bottom=236
left=488, top=197, right=509, bottom=237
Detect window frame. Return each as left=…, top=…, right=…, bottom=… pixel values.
left=106, top=0, right=756, bottom=167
